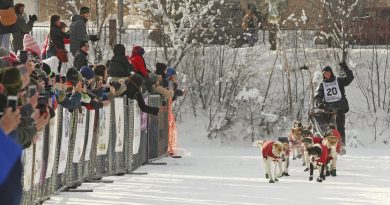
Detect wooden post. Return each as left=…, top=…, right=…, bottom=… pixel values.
left=109, top=19, right=117, bottom=47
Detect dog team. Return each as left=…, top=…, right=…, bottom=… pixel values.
left=254, top=121, right=342, bottom=183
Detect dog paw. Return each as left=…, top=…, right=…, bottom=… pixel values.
left=269, top=179, right=275, bottom=183
left=316, top=177, right=323, bottom=182
left=274, top=178, right=279, bottom=182
left=309, top=176, right=313, bottom=181
left=326, top=170, right=331, bottom=177
left=302, top=162, right=306, bottom=166
left=297, top=154, right=302, bottom=159
left=282, top=172, right=290, bottom=176
left=265, top=174, right=269, bottom=179
left=293, top=157, right=296, bottom=160
left=320, top=175, right=326, bottom=181
left=304, top=168, right=309, bottom=172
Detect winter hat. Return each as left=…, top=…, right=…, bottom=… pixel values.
left=42, top=63, right=55, bottom=78
left=113, top=44, right=126, bottom=55
left=155, top=62, right=167, bottom=76
left=166, top=67, right=176, bottom=78
left=93, top=64, right=107, bottom=77
left=42, top=56, right=59, bottom=74
left=80, top=66, right=95, bottom=80
left=23, top=34, right=41, bottom=59
left=66, top=67, right=80, bottom=86
left=149, top=73, right=159, bottom=84
left=322, top=66, right=333, bottom=73
left=79, top=6, right=90, bottom=15
left=0, top=47, right=9, bottom=57
left=0, top=67, right=23, bottom=95
left=132, top=46, right=145, bottom=56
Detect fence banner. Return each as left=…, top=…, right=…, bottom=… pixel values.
left=23, top=146, right=34, bottom=191
left=73, top=108, right=87, bottom=163
left=114, top=98, right=125, bottom=152
left=45, top=109, right=59, bottom=178
left=58, top=109, right=71, bottom=174
left=133, top=101, right=141, bottom=154
left=97, top=107, right=110, bottom=156
left=84, top=110, right=95, bottom=161
left=33, top=130, right=45, bottom=185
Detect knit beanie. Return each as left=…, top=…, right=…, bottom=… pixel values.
left=79, top=7, right=90, bottom=15
left=23, top=34, right=41, bottom=59
left=66, top=67, right=80, bottom=86
left=149, top=73, right=159, bottom=84
left=42, top=63, right=55, bottom=78
left=132, top=46, right=145, bottom=56
left=0, top=67, right=23, bottom=95
left=80, top=66, right=95, bottom=80
left=42, top=56, right=60, bottom=74
left=166, top=67, right=176, bottom=78
left=322, top=66, right=333, bottom=73
left=113, top=44, right=126, bottom=55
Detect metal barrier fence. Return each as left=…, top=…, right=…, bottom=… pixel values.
left=20, top=95, right=168, bottom=205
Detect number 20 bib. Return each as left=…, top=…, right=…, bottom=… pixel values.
left=323, top=79, right=342, bottom=103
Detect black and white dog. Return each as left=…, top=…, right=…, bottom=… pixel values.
left=307, top=143, right=328, bottom=182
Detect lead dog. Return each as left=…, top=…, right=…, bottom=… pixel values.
left=253, top=140, right=286, bottom=183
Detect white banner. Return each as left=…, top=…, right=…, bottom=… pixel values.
left=97, top=107, right=110, bottom=155
left=115, top=98, right=125, bottom=152
left=33, top=130, right=45, bottom=185
left=46, top=109, right=59, bottom=178
left=58, top=109, right=71, bottom=174
left=23, top=146, right=33, bottom=191
left=133, top=101, right=141, bottom=155
left=84, top=110, right=95, bottom=161
left=73, top=107, right=87, bottom=163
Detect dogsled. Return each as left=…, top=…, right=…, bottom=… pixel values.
left=308, top=108, right=337, bottom=137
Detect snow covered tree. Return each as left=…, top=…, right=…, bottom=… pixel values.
left=131, top=0, right=223, bottom=68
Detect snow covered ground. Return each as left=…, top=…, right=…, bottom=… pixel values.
left=43, top=114, right=390, bottom=205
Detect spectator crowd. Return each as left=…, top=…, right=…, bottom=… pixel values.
left=1, top=2, right=185, bottom=205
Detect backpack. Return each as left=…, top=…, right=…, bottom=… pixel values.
left=0, top=7, right=17, bottom=26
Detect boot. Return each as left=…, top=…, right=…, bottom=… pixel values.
left=331, top=169, right=337, bottom=176
left=326, top=169, right=331, bottom=177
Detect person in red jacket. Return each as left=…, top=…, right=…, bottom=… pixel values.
left=129, top=46, right=149, bottom=78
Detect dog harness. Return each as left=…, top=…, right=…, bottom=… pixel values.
left=323, top=79, right=342, bottom=103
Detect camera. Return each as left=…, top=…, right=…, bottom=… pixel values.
left=37, top=91, right=48, bottom=116
left=7, top=96, right=18, bottom=111
left=17, top=50, right=28, bottom=64
left=28, top=85, right=37, bottom=97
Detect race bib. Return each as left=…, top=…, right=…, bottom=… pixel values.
left=323, top=79, right=342, bottom=103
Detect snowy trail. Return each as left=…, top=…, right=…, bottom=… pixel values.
left=44, top=119, right=390, bottom=205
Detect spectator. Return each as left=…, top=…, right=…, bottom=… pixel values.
left=108, top=44, right=133, bottom=78
left=155, top=62, right=168, bottom=87
left=166, top=67, right=184, bottom=101
left=125, top=74, right=161, bottom=116
left=73, top=41, right=89, bottom=70
left=12, top=3, right=37, bottom=52
left=150, top=73, right=173, bottom=100
left=242, top=9, right=258, bottom=47
left=0, top=0, right=17, bottom=50
left=44, top=15, right=69, bottom=71
left=69, top=6, right=98, bottom=56
left=129, top=46, right=149, bottom=78
left=57, top=67, right=82, bottom=111
left=80, top=66, right=107, bottom=110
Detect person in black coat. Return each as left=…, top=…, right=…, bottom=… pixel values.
left=11, top=3, right=37, bottom=52
left=108, top=44, right=133, bottom=78
left=73, top=41, right=89, bottom=70
left=125, top=74, right=160, bottom=116
left=46, top=15, right=69, bottom=58
left=314, top=62, right=354, bottom=153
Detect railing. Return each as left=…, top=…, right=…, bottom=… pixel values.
left=20, top=95, right=168, bottom=205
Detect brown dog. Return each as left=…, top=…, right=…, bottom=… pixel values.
left=254, top=140, right=286, bottom=183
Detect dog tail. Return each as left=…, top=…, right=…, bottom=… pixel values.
left=253, top=140, right=265, bottom=148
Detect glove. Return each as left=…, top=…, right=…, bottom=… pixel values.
left=29, top=15, right=38, bottom=23
left=338, top=61, right=348, bottom=69
left=89, top=35, right=100, bottom=42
